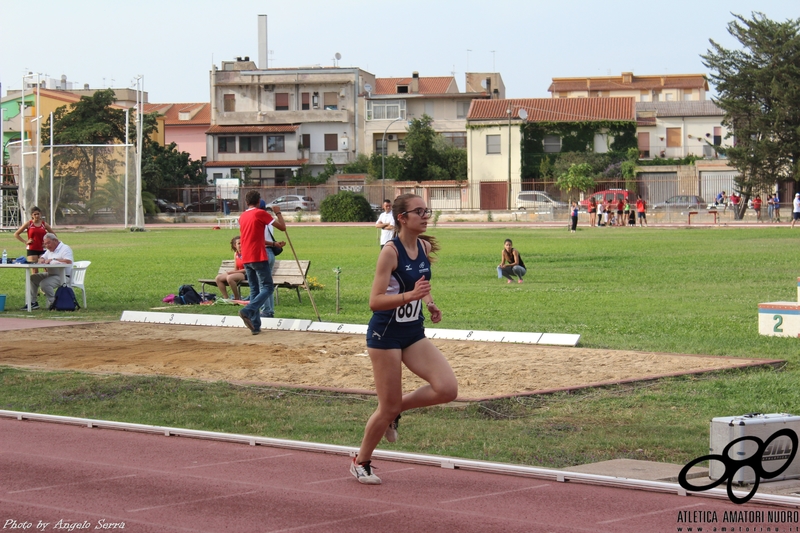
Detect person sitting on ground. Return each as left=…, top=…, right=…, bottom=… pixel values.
left=14, top=206, right=54, bottom=264
left=498, top=239, right=526, bottom=284
left=25, top=233, right=73, bottom=310
left=215, top=236, right=246, bottom=300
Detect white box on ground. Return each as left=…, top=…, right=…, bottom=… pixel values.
left=758, top=303, right=800, bottom=337
left=709, top=413, right=800, bottom=483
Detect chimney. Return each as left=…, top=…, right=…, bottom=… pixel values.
left=257, top=15, right=268, bottom=69
left=60, top=75, right=67, bottom=91
left=84, top=83, right=90, bottom=90
left=622, top=72, right=632, bottom=84
left=485, top=77, right=491, bottom=96
left=411, top=72, right=419, bottom=94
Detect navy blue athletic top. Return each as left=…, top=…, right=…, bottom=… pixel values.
left=368, top=237, right=431, bottom=338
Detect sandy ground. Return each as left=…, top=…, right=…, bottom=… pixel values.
left=0, top=322, right=774, bottom=400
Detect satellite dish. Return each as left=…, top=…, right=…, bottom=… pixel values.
left=335, top=52, right=341, bottom=60
left=364, top=83, right=372, bottom=93
left=518, top=109, right=528, bottom=120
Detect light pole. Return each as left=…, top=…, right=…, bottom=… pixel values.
left=381, top=116, right=403, bottom=201
left=507, top=106, right=528, bottom=210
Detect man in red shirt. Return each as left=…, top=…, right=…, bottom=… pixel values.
left=238, top=190, right=286, bottom=334
left=616, top=198, right=625, bottom=226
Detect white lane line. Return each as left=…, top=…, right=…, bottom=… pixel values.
left=7, top=474, right=137, bottom=494
left=126, top=489, right=261, bottom=512
left=305, top=467, right=416, bottom=485
left=596, top=502, right=706, bottom=524
left=265, top=510, right=397, bottom=533
left=439, top=483, right=550, bottom=503
left=181, top=452, right=294, bottom=469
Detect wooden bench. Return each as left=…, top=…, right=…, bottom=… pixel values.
left=199, top=259, right=311, bottom=303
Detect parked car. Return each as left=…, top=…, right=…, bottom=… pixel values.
left=516, top=191, right=567, bottom=211
left=579, top=189, right=635, bottom=212
left=185, top=196, right=239, bottom=213
left=651, top=195, right=706, bottom=211
left=155, top=198, right=185, bottom=213
left=265, top=195, right=317, bottom=212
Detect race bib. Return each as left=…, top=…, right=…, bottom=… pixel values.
left=395, top=298, right=421, bottom=323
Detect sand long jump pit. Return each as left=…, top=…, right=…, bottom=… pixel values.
left=0, top=318, right=782, bottom=401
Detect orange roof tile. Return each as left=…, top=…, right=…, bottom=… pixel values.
left=548, top=74, right=708, bottom=94
left=468, top=97, right=636, bottom=122
left=144, top=102, right=211, bottom=126
left=205, top=159, right=307, bottom=167
left=374, top=77, right=456, bottom=95
left=206, top=125, right=299, bottom=134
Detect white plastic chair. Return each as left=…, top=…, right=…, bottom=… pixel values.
left=70, top=260, right=91, bottom=308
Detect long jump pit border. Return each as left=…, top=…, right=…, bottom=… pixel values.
left=0, top=312, right=784, bottom=402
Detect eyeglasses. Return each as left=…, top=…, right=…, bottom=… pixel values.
left=401, top=207, right=432, bottom=218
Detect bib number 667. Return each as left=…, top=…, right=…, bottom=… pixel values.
left=395, top=299, right=421, bottom=323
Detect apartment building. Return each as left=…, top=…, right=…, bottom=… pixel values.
left=549, top=72, right=708, bottom=102
left=364, top=72, right=503, bottom=156
left=205, top=58, right=376, bottom=186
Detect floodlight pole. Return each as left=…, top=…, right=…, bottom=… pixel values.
left=382, top=116, right=403, bottom=201
left=124, top=108, right=129, bottom=228
left=506, top=105, right=528, bottom=211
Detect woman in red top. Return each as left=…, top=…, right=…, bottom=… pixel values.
left=215, top=236, right=246, bottom=300
left=14, top=206, right=54, bottom=263
left=588, top=198, right=597, bottom=227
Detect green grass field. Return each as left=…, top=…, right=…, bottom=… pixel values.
left=1, top=224, right=799, bottom=467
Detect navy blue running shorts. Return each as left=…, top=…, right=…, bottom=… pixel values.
left=366, top=327, right=426, bottom=350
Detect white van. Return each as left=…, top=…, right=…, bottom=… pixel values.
left=516, top=191, right=568, bottom=212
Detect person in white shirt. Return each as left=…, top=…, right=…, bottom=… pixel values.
left=792, top=193, right=800, bottom=228
left=375, top=199, right=395, bottom=248
left=26, top=233, right=74, bottom=310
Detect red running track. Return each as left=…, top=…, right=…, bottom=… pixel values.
left=1, top=417, right=791, bottom=533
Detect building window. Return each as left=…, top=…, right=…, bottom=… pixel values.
left=366, top=100, right=406, bottom=121
left=376, top=139, right=387, bottom=156
left=301, top=133, right=311, bottom=150
left=398, top=139, right=406, bottom=152
left=424, top=101, right=435, bottom=118
left=223, top=93, right=235, bottom=112
left=666, top=127, right=682, bottom=147
left=213, top=173, right=223, bottom=180
left=240, top=136, right=263, bottom=153
left=301, top=92, right=310, bottom=110
left=543, top=135, right=561, bottom=153
left=324, top=133, right=338, bottom=151
left=665, top=93, right=675, bottom=101
left=312, top=92, right=319, bottom=109
left=486, top=135, right=501, bottom=154
left=275, top=93, right=289, bottom=111
left=653, top=90, right=662, bottom=102
left=267, top=136, right=285, bottom=153
left=442, top=132, right=466, bottom=149
left=457, top=101, right=471, bottom=119
left=218, top=136, right=236, bottom=153
left=713, top=127, right=722, bottom=146
left=396, top=85, right=409, bottom=93
left=324, top=92, right=338, bottom=110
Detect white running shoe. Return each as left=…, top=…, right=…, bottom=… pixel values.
left=384, top=414, right=401, bottom=443
left=350, top=458, right=381, bottom=485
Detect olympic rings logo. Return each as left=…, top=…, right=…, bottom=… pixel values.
left=678, top=428, right=798, bottom=504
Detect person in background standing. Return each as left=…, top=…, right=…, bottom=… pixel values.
left=597, top=200, right=605, bottom=227
left=753, top=196, right=763, bottom=222
left=570, top=201, right=579, bottom=233
left=792, top=193, right=800, bottom=228
left=588, top=197, right=597, bottom=227
left=636, top=195, right=648, bottom=227
left=237, top=190, right=286, bottom=335
left=767, top=194, right=775, bottom=222
left=14, top=206, right=54, bottom=264
left=774, top=193, right=782, bottom=223
left=375, top=199, right=395, bottom=249
left=616, top=197, right=625, bottom=226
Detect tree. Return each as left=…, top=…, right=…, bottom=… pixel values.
left=141, top=142, right=206, bottom=195
left=556, top=163, right=596, bottom=203
left=399, top=114, right=467, bottom=181
left=41, top=90, right=129, bottom=199
left=701, top=12, right=800, bottom=218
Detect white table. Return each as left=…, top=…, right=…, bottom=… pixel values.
left=0, top=263, right=70, bottom=312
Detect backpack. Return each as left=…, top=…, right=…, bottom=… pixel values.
left=50, top=284, right=80, bottom=311
left=176, top=284, right=202, bottom=305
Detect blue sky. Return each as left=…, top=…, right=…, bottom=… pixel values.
left=1, top=0, right=796, bottom=103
